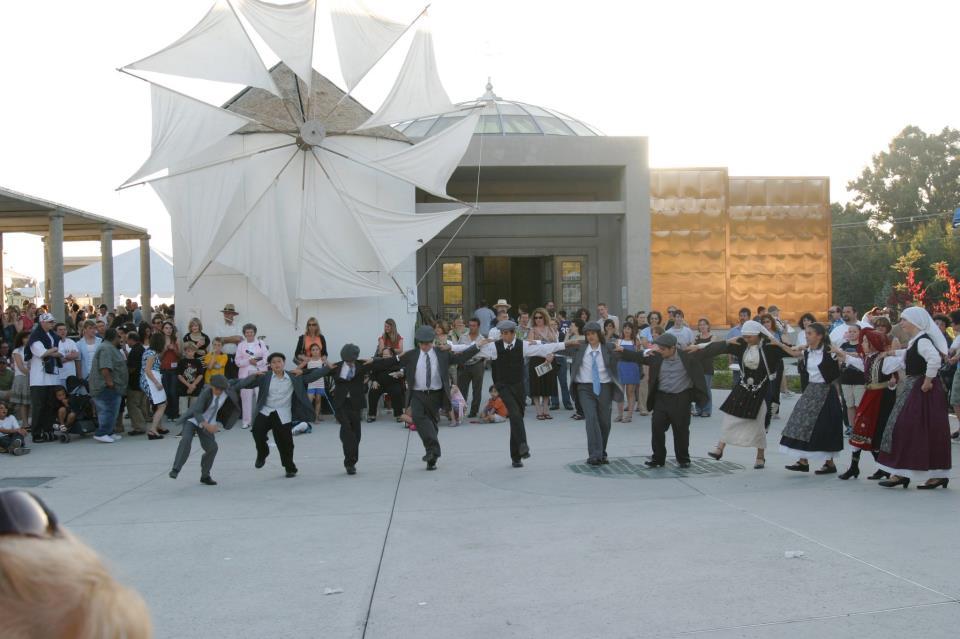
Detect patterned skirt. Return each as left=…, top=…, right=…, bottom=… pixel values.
left=849, top=386, right=895, bottom=452
left=779, top=382, right=844, bottom=464
left=877, top=376, right=952, bottom=480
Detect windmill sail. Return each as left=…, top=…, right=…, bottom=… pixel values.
left=233, top=0, right=318, bottom=90
left=329, top=0, right=408, bottom=91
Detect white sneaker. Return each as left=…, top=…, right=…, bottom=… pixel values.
left=93, top=435, right=115, bottom=444
left=112, top=434, right=122, bottom=441
left=241, top=423, right=251, bottom=430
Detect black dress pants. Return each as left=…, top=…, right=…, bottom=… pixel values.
left=410, top=390, right=443, bottom=461
left=30, top=385, right=56, bottom=438
left=650, top=390, right=692, bottom=464
left=496, top=382, right=528, bottom=461
left=337, top=407, right=362, bottom=466
left=252, top=411, right=296, bottom=472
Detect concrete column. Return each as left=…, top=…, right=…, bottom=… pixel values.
left=139, top=235, right=152, bottom=316
left=48, top=211, right=65, bottom=322
left=101, top=226, right=114, bottom=311
left=0, top=233, right=4, bottom=312
left=622, top=140, right=651, bottom=314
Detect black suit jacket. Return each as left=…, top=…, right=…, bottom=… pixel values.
left=327, top=360, right=377, bottom=411
left=620, top=344, right=721, bottom=412
left=397, top=345, right=479, bottom=398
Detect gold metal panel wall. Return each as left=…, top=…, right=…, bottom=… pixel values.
left=726, top=177, right=831, bottom=324
left=649, top=172, right=831, bottom=326
left=650, top=169, right=728, bottom=324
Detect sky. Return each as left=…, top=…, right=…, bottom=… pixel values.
left=1, top=0, right=957, bottom=281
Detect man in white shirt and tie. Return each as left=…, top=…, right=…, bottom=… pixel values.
left=475, top=320, right=577, bottom=467
left=169, top=374, right=246, bottom=485
left=394, top=326, right=480, bottom=470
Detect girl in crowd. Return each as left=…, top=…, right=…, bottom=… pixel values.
left=159, top=321, right=180, bottom=420
left=576, top=308, right=590, bottom=323
left=235, top=323, right=269, bottom=429
left=376, top=318, right=403, bottom=356
left=832, top=328, right=898, bottom=480
left=640, top=311, right=662, bottom=344
left=759, top=313, right=785, bottom=420
left=11, top=331, right=31, bottom=427
left=528, top=308, right=558, bottom=420
left=616, top=322, right=640, bottom=423
left=140, top=332, right=168, bottom=439
left=603, top=319, right=617, bottom=342
left=295, top=316, right=328, bottom=362
left=778, top=323, right=844, bottom=474
left=876, top=307, right=952, bottom=489
left=77, top=319, right=101, bottom=379
left=692, top=318, right=715, bottom=417
left=181, top=317, right=210, bottom=358
left=303, top=343, right=330, bottom=423
left=3, top=307, right=23, bottom=346
left=792, top=313, right=817, bottom=347
left=871, top=316, right=902, bottom=349
left=202, top=337, right=228, bottom=384
left=706, top=321, right=789, bottom=469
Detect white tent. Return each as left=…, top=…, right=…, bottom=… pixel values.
left=64, top=247, right=175, bottom=297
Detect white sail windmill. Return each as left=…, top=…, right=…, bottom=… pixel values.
left=119, top=0, right=479, bottom=321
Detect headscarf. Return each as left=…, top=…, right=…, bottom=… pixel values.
left=900, top=306, right=949, bottom=355
left=856, top=327, right=890, bottom=358
left=740, top=320, right=775, bottom=341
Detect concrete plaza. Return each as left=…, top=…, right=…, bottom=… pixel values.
left=3, top=389, right=958, bottom=638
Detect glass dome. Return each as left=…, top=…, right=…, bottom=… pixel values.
left=394, top=81, right=604, bottom=139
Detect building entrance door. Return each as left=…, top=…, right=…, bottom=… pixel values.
left=476, top=256, right=554, bottom=312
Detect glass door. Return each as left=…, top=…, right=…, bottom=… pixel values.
left=439, top=258, right=467, bottom=321
left=554, top=256, right=587, bottom=318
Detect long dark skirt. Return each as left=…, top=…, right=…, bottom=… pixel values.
left=779, top=382, right=844, bottom=464
left=878, top=376, right=952, bottom=480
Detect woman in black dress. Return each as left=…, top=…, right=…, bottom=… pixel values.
left=528, top=308, right=559, bottom=420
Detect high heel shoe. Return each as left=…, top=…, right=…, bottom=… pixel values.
left=147, top=432, right=164, bottom=440
left=878, top=476, right=910, bottom=488
left=838, top=465, right=860, bottom=480
left=916, top=478, right=949, bottom=490
left=754, top=457, right=765, bottom=469
left=867, top=469, right=890, bottom=480
left=707, top=448, right=723, bottom=461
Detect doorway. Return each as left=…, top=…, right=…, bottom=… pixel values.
left=476, top=256, right=554, bottom=311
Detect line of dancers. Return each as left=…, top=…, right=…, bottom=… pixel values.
left=168, top=309, right=952, bottom=491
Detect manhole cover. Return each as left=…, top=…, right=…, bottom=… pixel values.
left=567, top=457, right=743, bottom=479
left=0, top=477, right=56, bottom=488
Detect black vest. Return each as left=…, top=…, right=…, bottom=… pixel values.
left=492, top=340, right=524, bottom=385
left=904, top=335, right=931, bottom=377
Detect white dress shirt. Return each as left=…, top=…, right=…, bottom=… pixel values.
left=57, top=337, right=80, bottom=383
left=338, top=362, right=357, bottom=381
left=476, top=338, right=566, bottom=361
left=190, top=393, right=222, bottom=428
left=260, top=373, right=294, bottom=423
left=575, top=344, right=612, bottom=384
left=414, top=348, right=442, bottom=390
left=805, top=348, right=828, bottom=383
left=898, top=334, right=944, bottom=378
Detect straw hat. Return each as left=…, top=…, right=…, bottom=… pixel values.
left=493, top=299, right=511, bottom=310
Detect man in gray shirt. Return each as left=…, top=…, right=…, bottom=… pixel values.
left=472, top=300, right=496, bottom=337
left=89, top=328, right=128, bottom=443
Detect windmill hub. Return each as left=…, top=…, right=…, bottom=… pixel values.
left=298, top=120, right=327, bottom=148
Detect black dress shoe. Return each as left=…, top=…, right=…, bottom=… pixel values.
left=814, top=464, right=837, bottom=475
left=878, top=476, right=910, bottom=488
left=168, top=469, right=179, bottom=479
left=255, top=456, right=266, bottom=469
left=421, top=454, right=429, bottom=462
left=785, top=462, right=810, bottom=472
left=586, top=458, right=602, bottom=466
left=644, top=460, right=665, bottom=468
left=600, top=457, right=610, bottom=465
left=426, top=460, right=437, bottom=471
left=867, top=469, right=890, bottom=480
left=916, top=478, right=949, bottom=490
left=285, top=470, right=298, bottom=478
left=200, top=476, right=217, bottom=485
left=678, top=461, right=691, bottom=469
left=346, top=465, right=357, bottom=475
left=512, top=460, right=524, bottom=468
left=518, top=443, right=531, bottom=459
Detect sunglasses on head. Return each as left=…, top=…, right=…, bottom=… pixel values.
left=0, top=490, right=59, bottom=539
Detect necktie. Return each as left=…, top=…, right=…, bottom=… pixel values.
left=346, top=364, right=354, bottom=381
left=591, top=350, right=601, bottom=396
left=425, top=352, right=432, bottom=390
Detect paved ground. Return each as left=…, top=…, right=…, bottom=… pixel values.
left=3, top=389, right=959, bottom=638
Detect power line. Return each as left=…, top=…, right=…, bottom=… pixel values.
left=831, top=234, right=960, bottom=251
left=831, top=211, right=953, bottom=229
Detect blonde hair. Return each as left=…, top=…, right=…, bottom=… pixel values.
left=0, top=531, right=153, bottom=638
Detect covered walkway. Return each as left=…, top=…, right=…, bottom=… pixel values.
left=0, top=186, right=152, bottom=318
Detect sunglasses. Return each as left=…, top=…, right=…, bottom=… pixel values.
left=0, top=490, right=59, bottom=539
left=307, top=323, right=318, bottom=327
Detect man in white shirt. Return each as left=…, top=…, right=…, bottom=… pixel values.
left=216, top=303, right=243, bottom=378
left=55, top=323, right=80, bottom=385
left=666, top=310, right=695, bottom=347
left=475, top=320, right=575, bottom=467
left=829, top=304, right=867, bottom=346
left=597, top=303, right=619, bottom=332
left=169, top=374, right=248, bottom=485
left=27, top=313, right=62, bottom=441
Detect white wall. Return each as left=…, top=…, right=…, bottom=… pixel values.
left=171, top=135, right=419, bottom=361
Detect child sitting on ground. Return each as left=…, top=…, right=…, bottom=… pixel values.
left=52, top=386, right=78, bottom=434
left=0, top=400, right=30, bottom=455
left=472, top=386, right=508, bottom=423
left=449, top=384, right=466, bottom=426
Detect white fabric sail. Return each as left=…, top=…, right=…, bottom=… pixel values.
left=367, top=109, right=479, bottom=199
left=123, top=84, right=252, bottom=187
left=329, top=0, right=407, bottom=91
left=339, top=193, right=467, bottom=271
left=126, top=0, right=277, bottom=94
left=216, top=183, right=294, bottom=319
left=234, top=0, right=317, bottom=89
left=355, top=27, right=454, bottom=130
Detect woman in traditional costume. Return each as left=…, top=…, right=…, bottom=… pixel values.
left=778, top=323, right=845, bottom=474
left=704, top=321, right=790, bottom=469
left=876, top=307, right=952, bottom=489
left=832, top=328, right=898, bottom=480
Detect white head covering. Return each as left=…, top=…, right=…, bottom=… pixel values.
left=900, top=306, right=949, bottom=355
left=741, top=320, right=775, bottom=341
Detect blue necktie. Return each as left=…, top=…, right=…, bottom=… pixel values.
left=591, top=350, right=601, bottom=396
left=346, top=364, right=354, bottom=381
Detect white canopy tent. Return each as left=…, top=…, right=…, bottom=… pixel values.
left=64, top=247, right=174, bottom=298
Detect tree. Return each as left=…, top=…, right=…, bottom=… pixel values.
left=830, top=202, right=896, bottom=311
left=847, top=125, right=960, bottom=233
